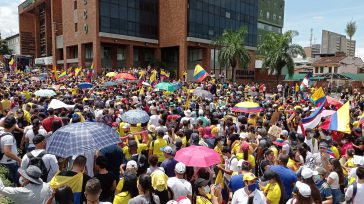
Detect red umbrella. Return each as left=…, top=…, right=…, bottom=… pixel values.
left=167, top=114, right=181, bottom=121
left=174, top=145, right=221, bottom=167
left=113, top=73, right=137, bottom=80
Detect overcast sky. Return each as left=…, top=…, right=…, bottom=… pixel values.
left=1, top=0, right=364, bottom=58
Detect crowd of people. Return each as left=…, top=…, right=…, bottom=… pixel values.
left=0, top=67, right=363, bottom=204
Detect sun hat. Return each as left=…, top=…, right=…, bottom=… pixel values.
left=18, top=165, right=43, bottom=185
left=126, top=160, right=138, bottom=170
left=296, top=181, right=311, bottom=197
left=184, top=109, right=192, bottom=117
left=175, top=162, right=186, bottom=174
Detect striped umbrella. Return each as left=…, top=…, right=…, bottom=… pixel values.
left=232, top=102, right=263, bottom=113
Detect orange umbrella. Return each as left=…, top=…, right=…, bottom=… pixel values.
left=113, top=73, right=137, bottom=80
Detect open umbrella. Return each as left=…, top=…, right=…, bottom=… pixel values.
left=232, top=102, right=263, bottom=113
left=106, top=72, right=117, bottom=77
left=78, top=82, right=93, bottom=89
left=120, top=109, right=150, bottom=124
left=34, top=89, right=56, bottom=97
left=46, top=122, right=121, bottom=158
left=193, top=88, right=213, bottom=99
left=103, top=81, right=117, bottom=87
left=113, top=73, right=137, bottom=80
left=155, top=82, right=178, bottom=92
left=175, top=145, right=221, bottom=167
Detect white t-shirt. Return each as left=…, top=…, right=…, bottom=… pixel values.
left=232, top=188, right=266, bottom=204
left=345, top=183, right=364, bottom=204
left=304, top=137, right=318, bottom=153
left=224, top=156, right=239, bottom=181
left=167, top=177, right=192, bottom=200
left=149, top=115, right=160, bottom=127
left=20, top=149, right=59, bottom=182
left=0, top=133, right=18, bottom=164
left=25, top=128, right=47, bottom=148
left=277, top=84, right=283, bottom=92
left=328, top=171, right=340, bottom=189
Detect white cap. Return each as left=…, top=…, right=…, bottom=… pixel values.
left=126, top=160, right=138, bottom=170
left=296, top=181, right=311, bottom=197
left=175, top=162, right=186, bottom=174
left=239, top=132, right=248, bottom=139
left=161, top=146, right=173, bottom=154
left=301, top=167, right=318, bottom=179
left=281, top=130, right=288, bottom=136
left=122, top=123, right=131, bottom=129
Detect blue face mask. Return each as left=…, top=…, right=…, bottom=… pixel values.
left=247, top=183, right=257, bottom=192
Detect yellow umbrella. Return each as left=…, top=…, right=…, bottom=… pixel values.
left=106, top=72, right=117, bottom=77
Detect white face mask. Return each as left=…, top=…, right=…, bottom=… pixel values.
left=204, top=185, right=211, bottom=194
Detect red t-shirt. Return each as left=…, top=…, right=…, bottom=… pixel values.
left=42, top=116, right=62, bottom=132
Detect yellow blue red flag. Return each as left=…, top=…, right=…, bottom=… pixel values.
left=193, top=64, right=208, bottom=82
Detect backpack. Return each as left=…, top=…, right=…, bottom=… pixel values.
left=0, top=132, right=14, bottom=160
left=27, top=151, right=49, bottom=182
left=347, top=182, right=358, bottom=204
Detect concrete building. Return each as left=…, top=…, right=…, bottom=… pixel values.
left=313, top=52, right=364, bottom=75
left=18, top=0, right=259, bottom=80
left=4, top=34, right=21, bottom=55
left=321, top=30, right=356, bottom=57
left=293, top=57, right=314, bottom=74
left=304, top=44, right=320, bottom=58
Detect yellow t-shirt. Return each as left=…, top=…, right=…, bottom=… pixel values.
left=346, top=157, right=355, bottom=168
left=264, top=182, right=281, bottom=204
left=130, top=124, right=142, bottom=140
left=113, top=191, right=131, bottom=204
left=236, top=153, right=256, bottom=168
left=1, top=99, right=11, bottom=114
left=287, top=158, right=299, bottom=172
left=149, top=138, right=168, bottom=163
left=196, top=194, right=212, bottom=204
left=23, top=109, right=31, bottom=124
left=115, top=177, right=124, bottom=193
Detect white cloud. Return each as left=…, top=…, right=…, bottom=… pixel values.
left=0, top=0, right=24, bottom=38
left=312, top=16, right=324, bottom=20
left=356, top=47, right=364, bottom=59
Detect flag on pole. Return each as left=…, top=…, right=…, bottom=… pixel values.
left=75, top=66, right=82, bottom=76
left=160, top=69, right=170, bottom=79
left=150, top=70, right=157, bottom=87
left=328, top=102, right=351, bottom=133
left=310, top=87, right=326, bottom=106
left=139, top=86, right=145, bottom=96
left=58, top=71, right=68, bottom=81
left=193, top=64, right=209, bottom=82
left=8, top=57, right=15, bottom=70
left=297, top=98, right=326, bottom=134
left=300, top=74, right=310, bottom=91
left=86, top=64, right=94, bottom=82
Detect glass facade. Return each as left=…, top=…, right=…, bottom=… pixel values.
left=188, top=0, right=258, bottom=47
left=99, top=0, right=159, bottom=39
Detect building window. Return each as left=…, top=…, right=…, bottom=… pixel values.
left=315, top=67, right=318, bottom=73
left=225, top=12, right=231, bottom=19
left=273, top=14, right=276, bottom=20
left=75, top=23, right=78, bottom=32
left=334, top=67, right=338, bottom=73
left=279, top=16, right=282, bottom=21
left=320, top=67, right=323, bottom=73
left=266, top=12, right=270, bottom=19
left=329, top=67, right=332, bottom=73
left=74, top=0, right=77, bottom=10
left=260, top=10, right=263, bottom=17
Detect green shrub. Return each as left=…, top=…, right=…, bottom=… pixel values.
left=0, top=166, right=15, bottom=204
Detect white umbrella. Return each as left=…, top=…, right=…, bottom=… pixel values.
left=48, top=99, right=75, bottom=110
left=34, top=89, right=56, bottom=97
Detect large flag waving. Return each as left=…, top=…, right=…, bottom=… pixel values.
left=311, top=87, right=325, bottom=106
left=58, top=71, right=67, bottom=81
left=194, top=64, right=209, bottom=82
left=300, top=74, right=310, bottom=91
left=329, top=102, right=351, bottom=133
left=297, top=98, right=326, bottom=134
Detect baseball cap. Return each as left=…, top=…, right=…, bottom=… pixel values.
left=194, top=178, right=209, bottom=188
left=126, top=160, right=138, bottom=170
left=301, top=167, right=318, bottom=179
left=296, top=181, right=311, bottom=197
left=161, top=146, right=173, bottom=154
left=319, top=142, right=328, bottom=148
left=243, top=172, right=257, bottom=181
left=175, top=162, right=186, bottom=174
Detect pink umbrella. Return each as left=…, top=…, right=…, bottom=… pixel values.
left=174, top=145, right=221, bottom=167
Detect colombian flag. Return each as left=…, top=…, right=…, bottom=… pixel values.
left=58, top=71, right=68, bottom=81
left=49, top=172, right=83, bottom=204
left=329, top=102, right=351, bottom=134
left=311, top=87, right=326, bottom=106
left=193, top=64, right=208, bottom=82
left=150, top=70, right=157, bottom=87
left=160, top=69, right=170, bottom=79
left=75, top=66, right=82, bottom=76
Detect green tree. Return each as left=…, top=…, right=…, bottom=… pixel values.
left=258, top=30, right=305, bottom=82
left=345, top=20, right=357, bottom=52
left=0, top=34, right=12, bottom=55
left=213, top=27, right=250, bottom=82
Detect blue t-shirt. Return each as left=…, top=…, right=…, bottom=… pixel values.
left=270, top=165, right=297, bottom=200
left=161, top=158, right=178, bottom=177
left=228, top=174, right=260, bottom=193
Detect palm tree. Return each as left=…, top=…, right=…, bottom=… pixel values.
left=258, top=30, right=305, bottom=82
left=345, top=20, right=357, bottom=54
left=213, top=27, right=250, bottom=82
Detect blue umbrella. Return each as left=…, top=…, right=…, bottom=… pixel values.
left=46, top=122, right=121, bottom=158
left=120, top=109, right=150, bottom=124
left=103, top=81, right=117, bottom=87
left=78, top=82, right=93, bottom=89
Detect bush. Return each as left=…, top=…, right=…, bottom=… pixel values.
left=0, top=166, right=15, bottom=204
